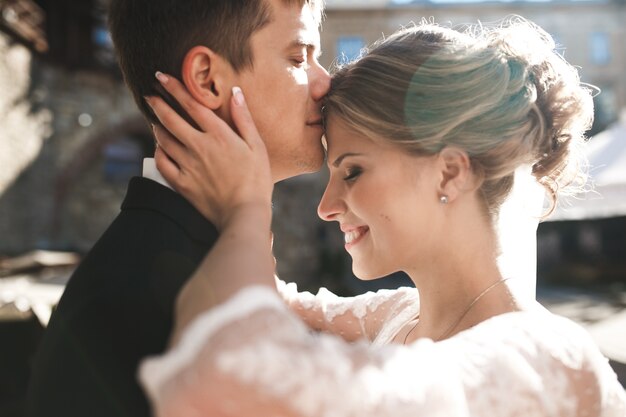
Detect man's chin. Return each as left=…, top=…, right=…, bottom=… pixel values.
left=307, top=152, right=325, bottom=171
left=300, top=149, right=325, bottom=173
left=275, top=157, right=323, bottom=182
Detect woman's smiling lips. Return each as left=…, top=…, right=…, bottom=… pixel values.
left=341, top=225, right=370, bottom=250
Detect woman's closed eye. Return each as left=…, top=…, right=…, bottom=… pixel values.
left=343, top=166, right=363, bottom=182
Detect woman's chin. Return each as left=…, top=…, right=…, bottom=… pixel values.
left=351, top=263, right=387, bottom=281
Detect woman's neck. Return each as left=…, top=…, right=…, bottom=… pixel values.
left=403, top=208, right=525, bottom=343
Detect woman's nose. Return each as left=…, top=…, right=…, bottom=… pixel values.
left=317, top=182, right=344, bottom=222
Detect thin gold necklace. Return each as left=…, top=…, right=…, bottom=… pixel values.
left=403, top=277, right=512, bottom=345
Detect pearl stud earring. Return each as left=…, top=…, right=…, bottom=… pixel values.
left=440, top=195, right=449, bottom=204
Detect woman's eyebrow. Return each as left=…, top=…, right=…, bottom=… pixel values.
left=332, top=153, right=363, bottom=167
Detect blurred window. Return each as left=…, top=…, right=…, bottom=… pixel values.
left=589, top=32, right=611, bottom=65
left=336, top=36, right=365, bottom=64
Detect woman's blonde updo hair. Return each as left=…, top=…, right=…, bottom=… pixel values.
left=324, top=17, right=594, bottom=218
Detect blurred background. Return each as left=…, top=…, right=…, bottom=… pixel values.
left=0, top=0, right=624, bottom=414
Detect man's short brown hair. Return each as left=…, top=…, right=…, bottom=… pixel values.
left=108, top=0, right=323, bottom=124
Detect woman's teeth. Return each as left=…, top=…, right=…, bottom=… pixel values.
left=344, top=229, right=364, bottom=244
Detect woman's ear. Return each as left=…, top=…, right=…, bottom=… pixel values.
left=181, top=46, right=231, bottom=110
left=437, top=147, right=474, bottom=203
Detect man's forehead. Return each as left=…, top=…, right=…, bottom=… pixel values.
left=271, top=0, right=324, bottom=25
left=263, top=0, right=320, bottom=46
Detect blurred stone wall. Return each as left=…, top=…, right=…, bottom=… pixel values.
left=0, top=31, right=148, bottom=254
left=0, top=33, right=51, bottom=251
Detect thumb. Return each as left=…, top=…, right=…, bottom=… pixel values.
left=230, top=86, right=264, bottom=149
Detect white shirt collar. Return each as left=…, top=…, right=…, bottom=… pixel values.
left=142, top=158, right=173, bottom=190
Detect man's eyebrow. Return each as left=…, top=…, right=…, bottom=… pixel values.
left=287, top=38, right=320, bottom=54
left=332, top=152, right=363, bottom=167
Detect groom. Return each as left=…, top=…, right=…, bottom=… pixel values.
left=26, top=1, right=329, bottom=416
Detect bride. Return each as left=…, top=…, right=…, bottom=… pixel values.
left=141, top=19, right=625, bottom=416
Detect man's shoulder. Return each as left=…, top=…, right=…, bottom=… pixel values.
left=119, top=177, right=218, bottom=244
left=52, top=177, right=218, bottom=309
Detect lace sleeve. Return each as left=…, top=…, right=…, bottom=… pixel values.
left=139, top=287, right=626, bottom=417
left=276, top=277, right=419, bottom=344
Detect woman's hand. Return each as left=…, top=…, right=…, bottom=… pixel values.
left=145, top=73, right=273, bottom=230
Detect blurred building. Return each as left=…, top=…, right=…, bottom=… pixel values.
left=322, top=0, right=626, bottom=134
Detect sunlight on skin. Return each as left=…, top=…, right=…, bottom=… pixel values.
left=497, top=165, right=545, bottom=300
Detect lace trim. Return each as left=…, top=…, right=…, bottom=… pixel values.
left=372, top=287, right=420, bottom=346
left=139, top=285, right=283, bottom=400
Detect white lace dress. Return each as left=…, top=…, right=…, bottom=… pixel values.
left=139, top=282, right=626, bottom=417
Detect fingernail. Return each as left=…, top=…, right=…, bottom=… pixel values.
left=232, top=86, right=244, bottom=106
left=155, top=71, right=169, bottom=84
left=144, top=96, right=153, bottom=106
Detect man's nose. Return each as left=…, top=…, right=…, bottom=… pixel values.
left=310, top=62, right=331, bottom=102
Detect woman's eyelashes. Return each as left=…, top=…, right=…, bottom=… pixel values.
left=343, top=166, right=363, bottom=182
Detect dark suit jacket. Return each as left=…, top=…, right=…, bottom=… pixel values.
left=27, top=177, right=218, bottom=417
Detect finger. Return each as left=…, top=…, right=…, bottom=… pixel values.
left=154, top=71, right=229, bottom=134
left=153, top=125, right=190, bottom=170
left=230, top=87, right=265, bottom=150
left=154, top=144, right=183, bottom=189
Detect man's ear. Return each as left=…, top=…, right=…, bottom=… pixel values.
left=437, top=147, right=475, bottom=203
left=181, top=46, right=231, bottom=110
